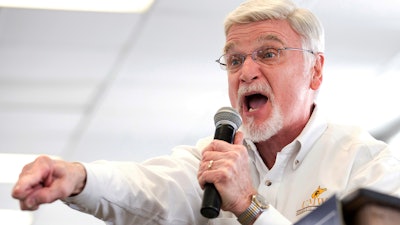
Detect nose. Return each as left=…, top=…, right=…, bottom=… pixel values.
left=239, top=55, right=260, bottom=83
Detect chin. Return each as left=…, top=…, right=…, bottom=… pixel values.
left=241, top=108, right=283, bottom=143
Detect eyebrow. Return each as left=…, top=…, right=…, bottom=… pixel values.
left=223, top=43, right=235, bottom=54
left=258, top=34, right=284, bottom=45
left=223, top=34, right=285, bottom=54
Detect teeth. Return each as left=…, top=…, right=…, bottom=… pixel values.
left=249, top=108, right=255, bottom=112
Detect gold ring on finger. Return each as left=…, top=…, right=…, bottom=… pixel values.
left=207, top=160, right=214, bottom=170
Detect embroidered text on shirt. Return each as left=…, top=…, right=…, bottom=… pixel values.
left=296, top=186, right=328, bottom=216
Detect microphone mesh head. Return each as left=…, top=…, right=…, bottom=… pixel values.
left=214, top=107, right=242, bottom=130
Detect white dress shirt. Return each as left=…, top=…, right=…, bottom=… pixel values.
left=65, top=106, right=400, bottom=225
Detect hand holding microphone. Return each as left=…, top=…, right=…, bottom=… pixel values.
left=200, top=107, right=244, bottom=218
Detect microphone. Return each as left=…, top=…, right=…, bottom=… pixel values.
left=200, top=106, right=242, bottom=218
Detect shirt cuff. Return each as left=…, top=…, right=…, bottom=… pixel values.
left=253, top=205, right=292, bottom=225
left=63, top=161, right=112, bottom=213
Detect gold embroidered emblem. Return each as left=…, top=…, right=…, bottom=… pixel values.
left=311, top=186, right=327, bottom=199
left=296, top=186, right=328, bottom=216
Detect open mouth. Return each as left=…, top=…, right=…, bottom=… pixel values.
left=245, top=93, right=268, bottom=112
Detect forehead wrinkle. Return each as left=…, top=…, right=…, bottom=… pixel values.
left=257, top=34, right=284, bottom=46
left=223, top=34, right=285, bottom=54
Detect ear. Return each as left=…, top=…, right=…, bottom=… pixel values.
left=310, top=53, right=324, bottom=90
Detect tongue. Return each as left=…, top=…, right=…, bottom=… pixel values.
left=248, top=94, right=267, bottom=110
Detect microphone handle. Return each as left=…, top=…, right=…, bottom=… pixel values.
left=200, top=124, right=235, bottom=218
left=200, top=183, right=222, bottom=218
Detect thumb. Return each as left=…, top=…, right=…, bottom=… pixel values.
left=234, top=131, right=244, bottom=145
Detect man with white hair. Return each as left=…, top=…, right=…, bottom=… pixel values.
left=12, top=0, right=400, bottom=224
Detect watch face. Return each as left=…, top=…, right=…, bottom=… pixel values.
left=254, top=194, right=269, bottom=209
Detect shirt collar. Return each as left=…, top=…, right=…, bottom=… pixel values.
left=292, top=104, right=328, bottom=169
left=245, top=104, right=328, bottom=170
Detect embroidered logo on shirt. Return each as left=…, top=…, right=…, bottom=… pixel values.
left=296, top=186, right=328, bottom=216
left=311, top=186, right=327, bottom=198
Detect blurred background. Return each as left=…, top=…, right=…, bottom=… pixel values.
left=0, top=0, right=399, bottom=224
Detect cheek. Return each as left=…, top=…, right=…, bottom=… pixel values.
left=275, top=76, right=309, bottom=114
left=270, top=72, right=301, bottom=106
left=228, top=76, right=239, bottom=108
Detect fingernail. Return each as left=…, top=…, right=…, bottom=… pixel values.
left=26, top=198, right=35, bottom=209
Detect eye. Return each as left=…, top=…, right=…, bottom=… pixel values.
left=257, top=48, right=279, bottom=60
left=227, top=54, right=243, bottom=67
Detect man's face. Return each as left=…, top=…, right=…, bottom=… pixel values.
left=225, top=20, right=321, bottom=142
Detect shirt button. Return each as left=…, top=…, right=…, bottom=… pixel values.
left=265, top=180, right=272, bottom=186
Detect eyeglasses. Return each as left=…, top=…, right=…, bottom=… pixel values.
left=215, top=47, right=315, bottom=72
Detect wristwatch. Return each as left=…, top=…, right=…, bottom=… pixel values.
left=237, top=194, right=269, bottom=225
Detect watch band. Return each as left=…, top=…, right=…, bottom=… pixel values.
left=237, top=194, right=269, bottom=225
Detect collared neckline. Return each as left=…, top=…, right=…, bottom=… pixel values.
left=291, top=105, right=328, bottom=169
left=244, top=105, right=328, bottom=170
